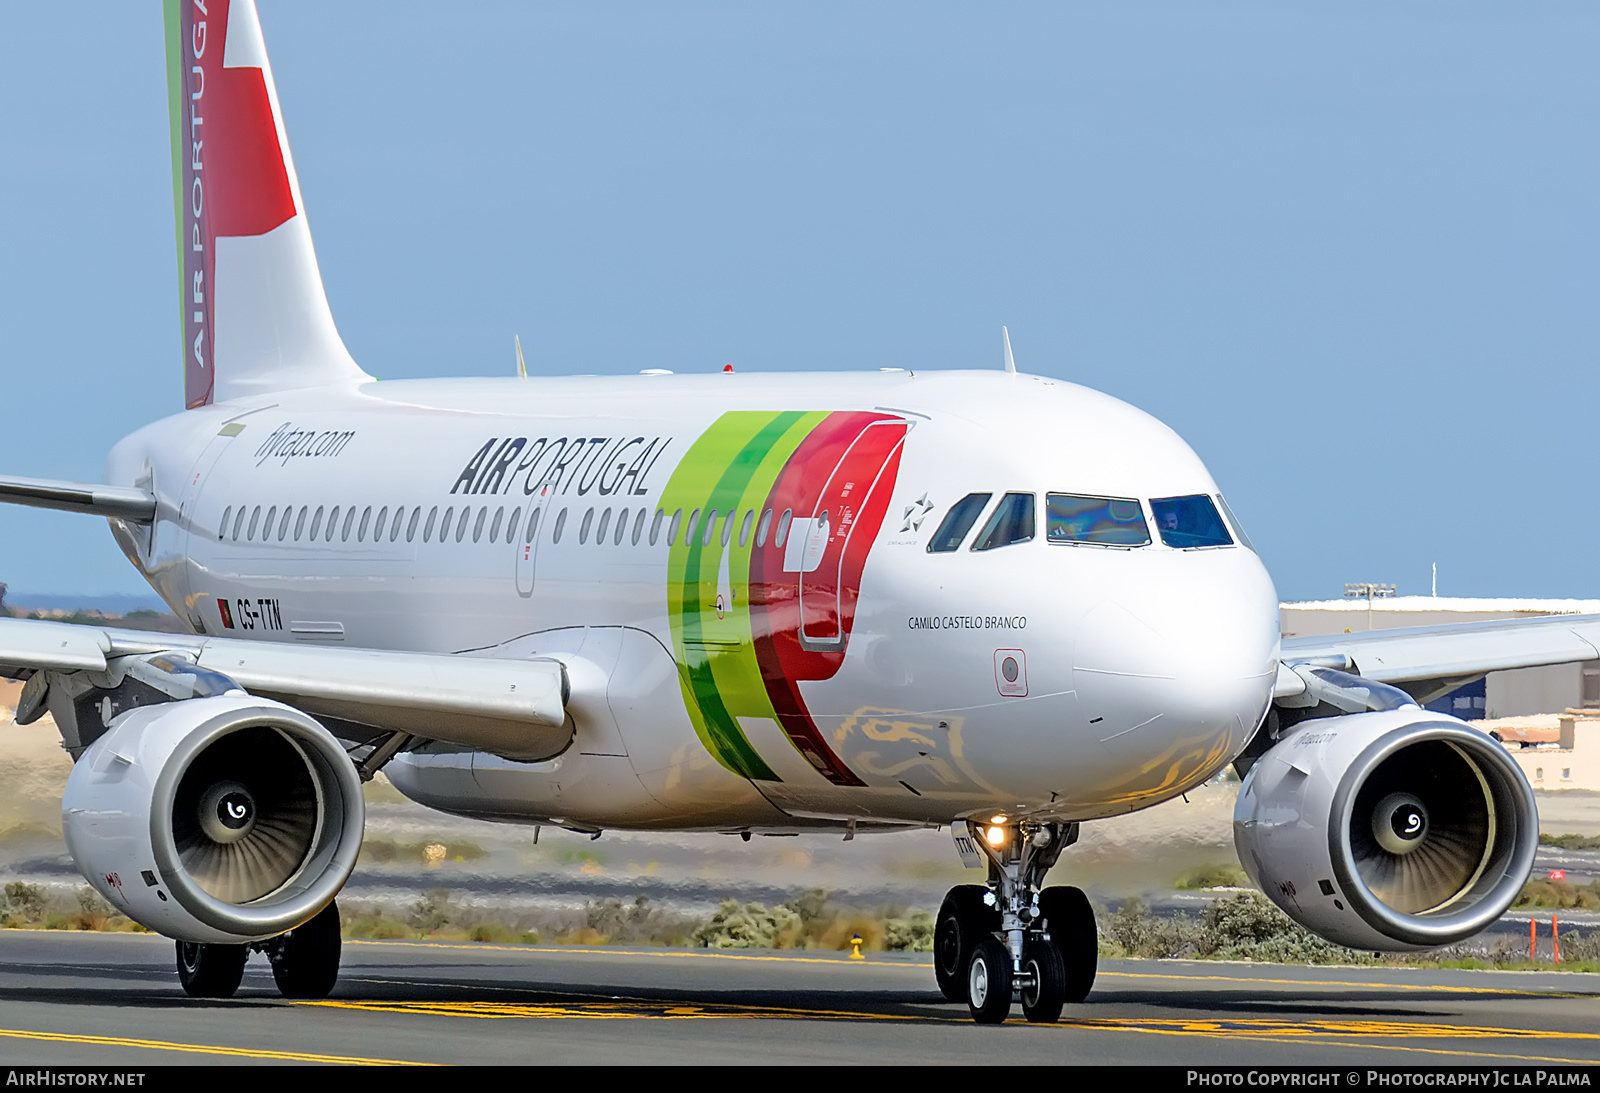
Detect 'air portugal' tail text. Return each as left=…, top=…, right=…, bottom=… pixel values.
left=164, top=0, right=369, bottom=409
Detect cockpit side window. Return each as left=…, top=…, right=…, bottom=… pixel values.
left=1215, top=494, right=1255, bottom=552
left=970, top=492, right=1035, bottom=552
left=1046, top=494, right=1150, bottom=547
left=1149, top=494, right=1233, bottom=549
left=926, top=493, right=992, bottom=553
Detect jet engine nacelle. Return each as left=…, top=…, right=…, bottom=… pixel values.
left=1233, top=707, right=1536, bottom=950
left=62, top=693, right=364, bottom=944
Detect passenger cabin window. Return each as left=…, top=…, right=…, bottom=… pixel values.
left=1149, top=495, right=1232, bottom=549
left=218, top=506, right=232, bottom=540
left=553, top=508, right=567, bottom=543
left=1046, top=494, right=1150, bottom=547
left=927, top=493, right=992, bottom=553
left=971, top=492, right=1035, bottom=552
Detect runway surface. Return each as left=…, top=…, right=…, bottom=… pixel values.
left=3, top=931, right=1600, bottom=1066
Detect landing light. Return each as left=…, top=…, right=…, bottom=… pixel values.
left=989, top=814, right=1008, bottom=824
left=985, top=826, right=1007, bottom=847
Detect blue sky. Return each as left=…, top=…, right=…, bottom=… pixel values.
left=2, top=2, right=1598, bottom=603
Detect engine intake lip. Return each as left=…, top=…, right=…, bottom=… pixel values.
left=1327, top=718, right=1536, bottom=947
left=147, top=703, right=364, bottom=937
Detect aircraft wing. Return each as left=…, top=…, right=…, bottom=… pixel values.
left=1279, top=613, right=1600, bottom=704
left=0, top=617, right=568, bottom=754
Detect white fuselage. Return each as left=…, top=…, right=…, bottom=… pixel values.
left=103, top=368, right=1281, bottom=833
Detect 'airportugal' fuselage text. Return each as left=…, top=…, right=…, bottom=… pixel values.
left=106, top=370, right=1282, bottom=832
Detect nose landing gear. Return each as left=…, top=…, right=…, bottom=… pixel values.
left=938, top=820, right=1097, bottom=1024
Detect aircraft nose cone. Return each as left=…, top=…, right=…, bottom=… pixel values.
left=1072, top=551, right=1279, bottom=804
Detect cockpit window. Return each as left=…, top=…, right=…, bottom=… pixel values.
left=1149, top=494, right=1233, bottom=549
left=1046, top=494, right=1150, bottom=547
left=1215, top=494, right=1254, bottom=552
left=971, top=492, right=1035, bottom=552
left=927, top=493, right=992, bottom=553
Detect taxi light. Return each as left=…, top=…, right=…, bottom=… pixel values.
left=985, top=826, right=1006, bottom=847
left=990, top=814, right=1008, bottom=824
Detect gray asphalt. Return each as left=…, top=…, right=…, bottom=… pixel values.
left=2, top=930, right=1600, bottom=1065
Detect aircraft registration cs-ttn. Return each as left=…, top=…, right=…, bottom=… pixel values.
left=0, top=0, right=1585, bottom=1022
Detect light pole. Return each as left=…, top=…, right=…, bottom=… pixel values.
left=1344, top=582, right=1397, bottom=631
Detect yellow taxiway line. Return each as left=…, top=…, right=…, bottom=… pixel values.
left=302, top=997, right=1600, bottom=1064
left=0, top=1026, right=431, bottom=1065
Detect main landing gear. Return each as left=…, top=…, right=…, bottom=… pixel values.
left=935, top=821, right=1097, bottom=1025
left=175, top=900, right=343, bottom=1000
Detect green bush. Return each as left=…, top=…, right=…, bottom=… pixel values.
left=1175, top=863, right=1250, bottom=890
left=408, top=887, right=453, bottom=933
left=883, top=911, right=935, bottom=952
left=692, top=900, right=801, bottom=949
left=2, top=882, right=47, bottom=926
left=1103, top=898, right=1204, bottom=958
left=1540, top=833, right=1600, bottom=851
left=1199, top=892, right=1359, bottom=964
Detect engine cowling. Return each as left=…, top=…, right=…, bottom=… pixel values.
left=62, top=693, right=364, bottom=944
left=1234, top=707, right=1537, bottom=950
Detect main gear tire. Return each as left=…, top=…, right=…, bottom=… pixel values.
left=1020, top=938, right=1066, bottom=1023
left=269, top=900, right=342, bottom=999
left=934, top=885, right=999, bottom=1003
left=1039, top=885, right=1097, bottom=1004
left=175, top=941, right=247, bottom=999
left=967, top=935, right=1014, bottom=1024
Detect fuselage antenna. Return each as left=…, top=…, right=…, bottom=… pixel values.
left=515, top=335, right=528, bottom=379
left=1002, top=326, right=1016, bottom=374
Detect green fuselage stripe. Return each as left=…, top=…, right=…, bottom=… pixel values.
left=665, top=410, right=820, bottom=781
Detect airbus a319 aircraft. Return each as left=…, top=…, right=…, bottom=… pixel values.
left=4, top=0, right=1594, bottom=1024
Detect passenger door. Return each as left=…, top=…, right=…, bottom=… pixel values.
left=514, top=483, right=553, bottom=597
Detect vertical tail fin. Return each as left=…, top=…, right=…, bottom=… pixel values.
left=164, top=0, right=369, bottom=408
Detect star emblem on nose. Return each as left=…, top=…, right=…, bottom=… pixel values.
left=901, top=493, right=934, bottom=533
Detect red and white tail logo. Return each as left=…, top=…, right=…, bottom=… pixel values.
left=167, top=0, right=368, bottom=408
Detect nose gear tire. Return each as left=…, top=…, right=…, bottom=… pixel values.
left=1039, top=885, right=1097, bottom=1003
left=1021, top=939, right=1067, bottom=1023
left=175, top=940, right=247, bottom=999
left=967, top=936, right=1014, bottom=1024
left=935, top=885, right=1000, bottom=1003
left=268, top=900, right=342, bottom=999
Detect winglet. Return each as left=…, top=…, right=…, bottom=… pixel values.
left=515, top=335, right=528, bottom=379
left=1002, top=327, right=1016, bottom=374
